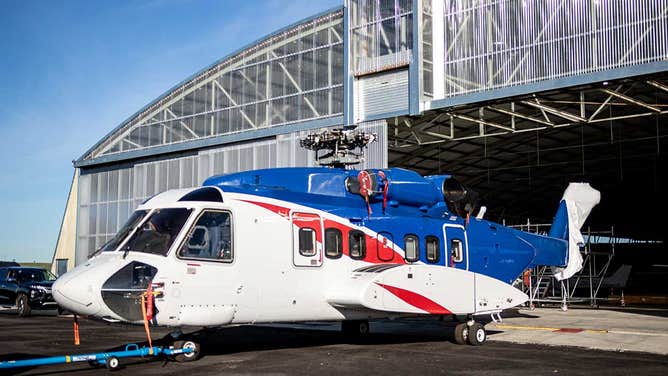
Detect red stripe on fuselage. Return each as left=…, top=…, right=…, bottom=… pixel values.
left=375, top=282, right=452, bottom=314
left=240, top=200, right=290, bottom=218
left=323, top=219, right=406, bottom=264
left=240, top=199, right=406, bottom=264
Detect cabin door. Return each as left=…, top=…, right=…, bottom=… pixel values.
left=444, top=224, right=469, bottom=270
left=291, top=212, right=323, bottom=267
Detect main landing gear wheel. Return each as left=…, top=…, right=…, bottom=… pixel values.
left=341, top=320, right=370, bottom=337
left=467, top=323, right=487, bottom=346
left=173, top=339, right=201, bottom=362
left=453, top=323, right=469, bottom=345
left=105, top=356, right=120, bottom=371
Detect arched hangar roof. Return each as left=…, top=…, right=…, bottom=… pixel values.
left=76, top=6, right=344, bottom=168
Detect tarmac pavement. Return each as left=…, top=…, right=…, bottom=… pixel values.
left=0, top=307, right=667, bottom=375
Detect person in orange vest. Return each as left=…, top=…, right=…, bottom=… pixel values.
left=522, top=269, right=532, bottom=288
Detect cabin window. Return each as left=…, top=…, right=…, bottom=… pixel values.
left=178, top=210, right=233, bottom=262
left=404, top=234, right=419, bottom=262
left=325, top=228, right=343, bottom=259
left=426, top=235, right=440, bottom=263
left=451, top=239, right=464, bottom=263
left=349, top=230, right=366, bottom=259
left=299, top=228, right=317, bottom=256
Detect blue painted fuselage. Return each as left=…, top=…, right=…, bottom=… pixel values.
left=204, top=167, right=568, bottom=284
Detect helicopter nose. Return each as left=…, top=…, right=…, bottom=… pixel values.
left=53, top=274, right=101, bottom=316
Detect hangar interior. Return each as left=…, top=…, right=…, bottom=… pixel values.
left=52, top=0, right=667, bottom=299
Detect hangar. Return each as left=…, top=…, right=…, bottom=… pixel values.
left=51, top=0, right=667, bottom=298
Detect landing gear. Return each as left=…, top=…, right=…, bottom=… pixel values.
left=453, top=323, right=468, bottom=345
left=341, top=320, right=370, bottom=337
left=467, top=322, right=486, bottom=346
left=173, top=339, right=201, bottom=362
left=453, top=319, right=487, bottom=346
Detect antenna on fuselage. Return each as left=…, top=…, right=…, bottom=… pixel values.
left=299, top=127, right=376, bottom=168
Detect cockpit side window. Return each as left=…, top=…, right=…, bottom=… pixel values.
left=178, top=210, right=233, bottom=262
left=123, top=208, right=192, bottom=256
left=94, top=210, right=148, bottom=256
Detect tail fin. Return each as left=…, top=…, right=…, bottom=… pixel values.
left=549, top=183, right=601, bottom=281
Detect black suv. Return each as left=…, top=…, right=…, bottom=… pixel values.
left=0, top=267, right=59, bottom=316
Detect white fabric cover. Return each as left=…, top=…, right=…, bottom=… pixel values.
left=553, top=183, right=601, bottom=281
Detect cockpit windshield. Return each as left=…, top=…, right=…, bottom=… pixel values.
left=95, top=210, right=149, bottom=255
left=122, top=208, right=192, bottom=256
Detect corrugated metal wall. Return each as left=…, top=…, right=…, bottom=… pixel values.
left=354, top=69, right=409, bottom=121
left=75, top=122, right=386, bottom=264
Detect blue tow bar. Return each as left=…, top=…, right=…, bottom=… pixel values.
left=0, top=343, right=193, bottom=370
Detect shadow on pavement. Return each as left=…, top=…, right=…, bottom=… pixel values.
left=182, top=324, right=456, bottom=358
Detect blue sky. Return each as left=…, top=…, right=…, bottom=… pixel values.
left=0, top=0, right=340, bottom=262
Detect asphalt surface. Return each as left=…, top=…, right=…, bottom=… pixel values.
left=1, top=310, right=667, bottom=375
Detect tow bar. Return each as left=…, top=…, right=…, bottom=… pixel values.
left=0, top=343, right=193, bottom=371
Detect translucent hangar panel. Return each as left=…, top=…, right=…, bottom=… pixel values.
left=424, top=0, right=668, bottom=98
left=75, top=121, right=387, bottom=264
left=90, top=10, right=344, bottom=159
left=350, top=0, right=414, bottom=74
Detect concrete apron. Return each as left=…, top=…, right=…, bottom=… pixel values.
left=487, top=307, right=668, bottom=355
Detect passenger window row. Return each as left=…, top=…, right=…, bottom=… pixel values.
left=320, top=228, right=459, bottom=265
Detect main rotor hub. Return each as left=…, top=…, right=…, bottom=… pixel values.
left=299, top=128, right=376, bottom=168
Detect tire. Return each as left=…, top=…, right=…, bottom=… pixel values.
left=105, top=356, right=120, bottom=370
left=453, top=323, right=468, bottom=345
left=16, top=294, right=31, bottom=317
left=467, top=323, right=486, bottom=346
left=173, top=339, right=201, bottom=362
left=341, top=320, right=370, bottom=337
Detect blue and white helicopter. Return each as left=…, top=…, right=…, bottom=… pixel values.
left=54, top=128, right=599, bottom=357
